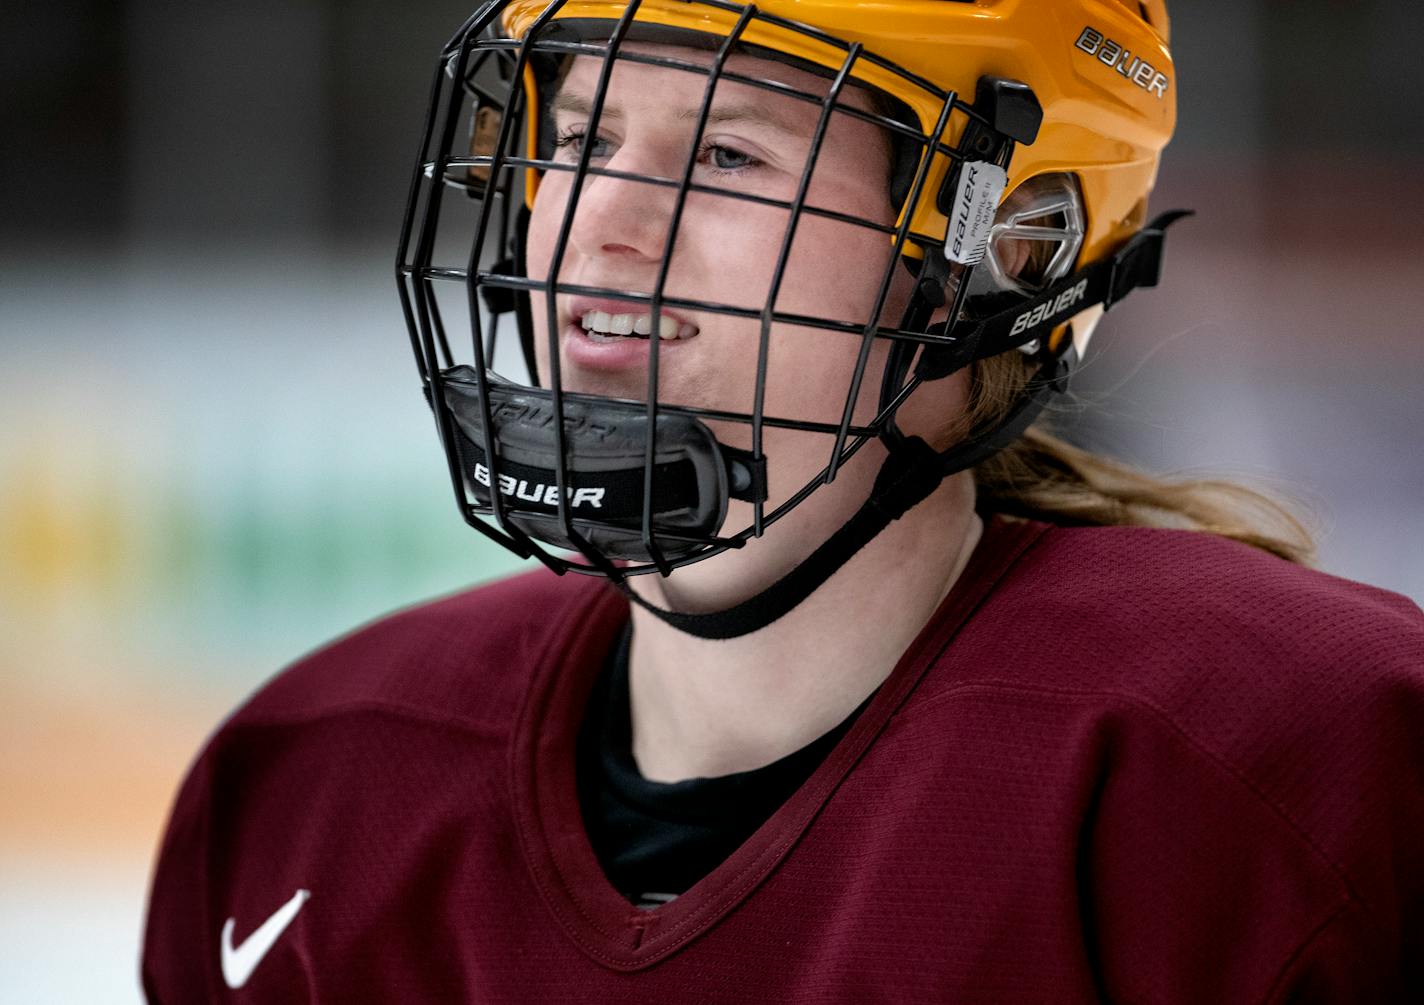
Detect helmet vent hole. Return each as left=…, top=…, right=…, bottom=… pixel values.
left=1137, top=2, right=1153, bottom=24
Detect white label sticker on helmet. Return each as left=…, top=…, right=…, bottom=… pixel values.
left=945, top=162, right=1007, bottom=266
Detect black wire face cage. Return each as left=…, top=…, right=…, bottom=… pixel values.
left=395, top=0, right=1046, bottom=582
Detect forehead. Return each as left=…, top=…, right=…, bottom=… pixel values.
left=551, top=40, right=878, bottom=120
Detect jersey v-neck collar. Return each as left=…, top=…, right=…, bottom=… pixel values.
left=510, top=516, right=1052, bottom=971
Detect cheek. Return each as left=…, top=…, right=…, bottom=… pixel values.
left=666, top=198, right=788, bottom=307
left=894, top=367, right=972, bottom=449
left=752, top=194, right=901, bottom=423
left=710, top=225, right=901, bottom=424
left=525, top=183, right=567, bottom=374
left=525, top=180, right=563, bottom=283
left=757, top=325, right=892, bottom=432
left=797, top=224, right=894, bottom=316
left=774, top=159, right=898, bottom=324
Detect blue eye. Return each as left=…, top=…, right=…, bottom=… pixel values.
left=553, top=128, right=612, bottom=160
left=701, top=143, right=759, bottom=174
left=552, top=130, right=760, bottom=176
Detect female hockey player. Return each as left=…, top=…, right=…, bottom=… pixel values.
left=144, top=1, right=1424, bottom=1000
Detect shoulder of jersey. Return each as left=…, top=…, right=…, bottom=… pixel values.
left=948, top=523, right=1424, bottom=948
left=227, top=567, right=614, bottom=731
left=975, top=522, right=1424, bottom=701
left=1004, top=522, right=1422, bottom=652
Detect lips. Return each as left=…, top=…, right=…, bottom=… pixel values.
left=553, top=296, right=703, bottom=375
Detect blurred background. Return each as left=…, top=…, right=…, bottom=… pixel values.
left=2, top=1, right=1421, bottom=999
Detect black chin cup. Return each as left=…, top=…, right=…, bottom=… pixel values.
left=439, top=366, right=758, bottom=562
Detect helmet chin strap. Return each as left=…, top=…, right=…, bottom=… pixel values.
left=613, top=210, right=1190, bottom=640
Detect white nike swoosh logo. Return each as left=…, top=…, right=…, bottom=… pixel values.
left=221, top=888, right=311, bottom=990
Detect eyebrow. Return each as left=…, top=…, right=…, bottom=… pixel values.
left=549, top=91, right=805, bottom=136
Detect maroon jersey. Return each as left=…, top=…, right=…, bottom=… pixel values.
left=143, top=519, right=1424, bottom=1002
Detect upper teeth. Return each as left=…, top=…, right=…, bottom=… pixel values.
left=580, top=310, right=697, bottom=340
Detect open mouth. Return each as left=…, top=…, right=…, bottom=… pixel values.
left=579, top=310, right=701, bottom=343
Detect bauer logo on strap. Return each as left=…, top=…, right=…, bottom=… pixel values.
left=946, top=162, right=1008, bottom=266
left=1010, top=278, right=1090, bottom=337
left=1074, top=27, right=1170, bottom=99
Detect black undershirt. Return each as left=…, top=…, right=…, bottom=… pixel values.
left=576, top=626, right=873, bottom=909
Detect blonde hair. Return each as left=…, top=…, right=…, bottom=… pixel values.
left=967, top=352, right=1317, bottom=565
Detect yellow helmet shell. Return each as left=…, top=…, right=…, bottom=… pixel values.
left=501, top=0, right=1176, bottom=273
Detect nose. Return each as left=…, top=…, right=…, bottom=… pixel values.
left=565, top=147, right=679, bottom=266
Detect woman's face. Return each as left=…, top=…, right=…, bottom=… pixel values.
left=525, top=41, right=967, bottom=530
left=531, top=46, right=913, bottom=402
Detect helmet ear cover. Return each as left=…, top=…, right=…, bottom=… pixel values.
left=909, top=208, right=1191, bottom=386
